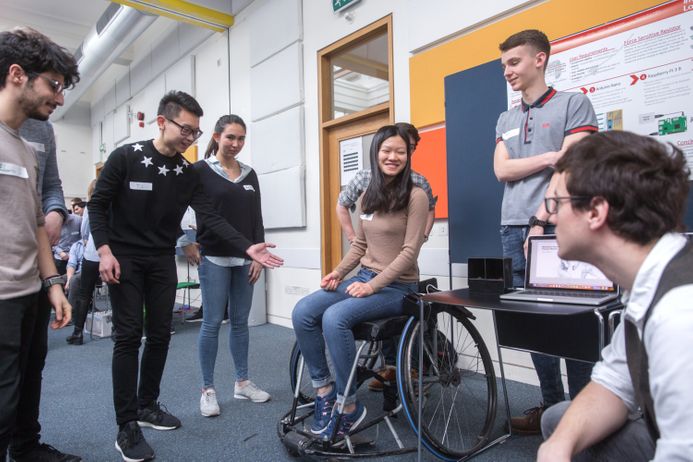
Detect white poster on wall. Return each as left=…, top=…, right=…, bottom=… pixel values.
left=340, top=136, right=363, bottom=186
left=507, top=0, right=693, bottom=168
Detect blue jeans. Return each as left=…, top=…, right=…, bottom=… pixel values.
left=292, top=268, right=416, bottom=406
left=198, top=258, right=254, bottom=388
left=500, top=225, right=592, bottom=406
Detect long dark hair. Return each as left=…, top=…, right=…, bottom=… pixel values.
left=361, top=125, right=412, bottom=214
left=204, top=114, right=247, bottom=159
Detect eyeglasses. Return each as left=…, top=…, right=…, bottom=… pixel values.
left=166, top=118, right=203, bottom=140
left=544, top=196, right=591, bottom=215
left=29, top=73, right=65, bottom=95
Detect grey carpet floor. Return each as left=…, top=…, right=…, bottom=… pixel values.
left=38, top=319, right=545, bottom=461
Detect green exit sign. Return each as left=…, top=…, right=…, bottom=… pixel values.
left=333, top=0, right=361, bottom=13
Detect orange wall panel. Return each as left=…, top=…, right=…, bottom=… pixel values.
left=412, top=126, right=448, bottom=219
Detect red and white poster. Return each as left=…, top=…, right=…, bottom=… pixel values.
left=507, top=0, right=693, bottom=170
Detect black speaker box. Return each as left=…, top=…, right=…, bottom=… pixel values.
left=468, top=258, right=513, bottom=294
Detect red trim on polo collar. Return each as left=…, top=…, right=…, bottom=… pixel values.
left=521, top=87, right=556, bottom=112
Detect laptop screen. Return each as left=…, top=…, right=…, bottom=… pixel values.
left=526, top=235, right=616, bottom=292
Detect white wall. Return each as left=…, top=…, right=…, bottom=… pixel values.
left=82, top=0, right=550, bottom=387
left=53, top=121, right=94, bottom=201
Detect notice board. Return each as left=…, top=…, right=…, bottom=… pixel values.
left=445, top=1, right=693, bottom=264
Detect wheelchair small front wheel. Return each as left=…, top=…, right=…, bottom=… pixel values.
left=397, top=308, right=497, bottom=459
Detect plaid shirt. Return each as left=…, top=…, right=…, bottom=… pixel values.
left=338, top=169, right=437, bottom=210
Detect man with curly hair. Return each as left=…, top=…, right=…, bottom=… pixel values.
left=538, top=131, right=693, bottom=461
left=0, top=27, right=80, bottom=461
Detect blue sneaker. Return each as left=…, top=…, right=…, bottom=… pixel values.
left=322, top=403, right=367, bottom=442
left=310, top=388, right=336, bottom=434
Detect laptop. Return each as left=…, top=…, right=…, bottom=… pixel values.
left=500, top=235, right=619, bottom=306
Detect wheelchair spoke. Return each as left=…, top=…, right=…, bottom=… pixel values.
left=400, top=309, right=497, bottom=458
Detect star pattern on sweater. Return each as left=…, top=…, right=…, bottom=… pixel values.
left=158, top=165, right=170, bottom=176
left=174, top=165, right=184, bottom=176
left=141, top=156, right=153, bottom=168
left=133, top=143, right=143, bottom=152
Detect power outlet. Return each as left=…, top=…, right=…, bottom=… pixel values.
left=285, top=285, right=310, bottom=296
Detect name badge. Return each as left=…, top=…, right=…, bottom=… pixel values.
left=502, top=128, right=520, bottom=141
left=360, top=213, right=374, bottom=221
left=129, top=181, right=153, bottom=191
left=26, top=141, right=45, bottom=153
left=243, top=184, right=255, bottom=192
left=0, top=162, right=29, bottom=179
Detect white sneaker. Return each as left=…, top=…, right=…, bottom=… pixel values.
left=200, top=388, right=220, bottom=417
left=234, top=381, right=271, bottom=403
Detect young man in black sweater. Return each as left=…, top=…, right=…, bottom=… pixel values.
left=89, top=91, right=283, bottom=462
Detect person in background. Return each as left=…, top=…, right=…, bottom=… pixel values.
left=180, top=114, right=270, bottom=417
left=336, top=122, right=436, bottom=391
left=538, top=131, right=693, bottom=461
left=52, top=209, right=82, bottom=275
left=65, top=179, right=99, bottom=346
left=493, top=29, right=598, bottom=434
left=293, top=125, right=428, bottom=441
left=0, top=27, right=78, bottom=462
left=88, top=91, right=283, bottom=462
left=70, top=197, right=85, bottom=215
left=64, top=238, right=85, bottom=317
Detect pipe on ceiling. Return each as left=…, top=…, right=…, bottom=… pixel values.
left=52, top=5, right=157, bottom=121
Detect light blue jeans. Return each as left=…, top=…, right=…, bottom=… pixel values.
left=291, top=268, right=416, bottom=406
left=197, top=257, right=254, bottom=388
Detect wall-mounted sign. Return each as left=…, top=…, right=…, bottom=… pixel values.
left=332, top=0, right=360, bottom=13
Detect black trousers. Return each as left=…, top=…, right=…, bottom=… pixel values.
left=0, top=292, right=40, bottom=457
left=73, top=259, right=101, bottom=331
left=53, top=258, right=67, bottom=276
left=110, top=255, right=177, bottom=426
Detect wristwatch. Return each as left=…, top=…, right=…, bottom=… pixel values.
left=528, top=215, right=548, bottom=228
left=42, top=274, right=66, bottom=291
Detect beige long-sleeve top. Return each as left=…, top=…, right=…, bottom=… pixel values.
left=334, top=186, right=428, bottom=292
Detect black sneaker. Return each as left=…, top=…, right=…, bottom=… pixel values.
left=137, top=401, right=181, bottom=430
left=115, top=421, right=154, bottom=462
left=184, top=309, right=203, bottom=322
left=10, top=443, right=82, bottom=462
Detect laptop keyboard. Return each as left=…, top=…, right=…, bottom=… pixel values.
left=522, top=289, right=607, bottom=298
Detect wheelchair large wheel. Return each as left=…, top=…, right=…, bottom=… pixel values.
left=288, top=340, right=379, bottom=404
left=397, top=308, right=497, bottom=460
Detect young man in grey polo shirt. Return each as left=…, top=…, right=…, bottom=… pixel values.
left=493, top=29, right=598, bottom=434
left=0, top=28, right=79, bottom=459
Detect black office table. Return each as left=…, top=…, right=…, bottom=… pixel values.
left=422, top=288, right=623, bottom=362
left=413, top=288, right=623, bottom=460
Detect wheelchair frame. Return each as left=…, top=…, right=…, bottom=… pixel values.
left=279, top=296, right=498, bottom=461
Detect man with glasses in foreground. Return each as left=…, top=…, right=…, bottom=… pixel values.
left=88, top=91, right=284, bottom=462
left=0, top=28, right=80, bottom=461
left=493, top=29, right=599, bottom=433
left=538, top=130, right=693, bottom=461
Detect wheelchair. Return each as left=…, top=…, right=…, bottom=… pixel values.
left=278, top=281, right=498, bottom=460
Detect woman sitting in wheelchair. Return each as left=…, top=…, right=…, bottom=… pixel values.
left=292, top=124, right=428, bottom=441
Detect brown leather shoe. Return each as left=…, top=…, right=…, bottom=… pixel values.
left=511, top=405, right=545, bottom=435
left=368, top=366, right=396, bottom=392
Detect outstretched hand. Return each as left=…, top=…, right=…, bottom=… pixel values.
left=246, top=242, right=284, bottom=268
